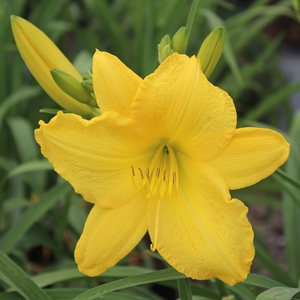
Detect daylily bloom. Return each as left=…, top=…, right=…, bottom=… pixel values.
left=35, top=51, right=289, bottom=285
left=11, top=16, right=99, bottom=119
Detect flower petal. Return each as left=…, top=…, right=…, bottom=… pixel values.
left=93, top=50, right=142, bottom=115
left=208, top=127, right=290, bottom=189
left=75, top=194, right=147, bottom=276
left=130, top=53, right=237, bottom=162
left=35, top=111, right=155, bottom=208
left=147, top=153, right=254, bottom=285
left=11, top=16, right=97, bottom=118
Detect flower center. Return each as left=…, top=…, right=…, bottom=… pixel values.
left=131, top=144, right=179, bottom=199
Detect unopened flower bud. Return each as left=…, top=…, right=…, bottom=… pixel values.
left=11, top=15, right=99, bottom=118
left=51, top=69, right=98, bottom=108
left=82, top=75, right=94, bottom=93
left=197, top=27, right=225, bottom=78
left=171, top=26, right=189, bottom=54
left=158, top=35, right=172, bottom=63
left=160, top=45, right=174, bottom=64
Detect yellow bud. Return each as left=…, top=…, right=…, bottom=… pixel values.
left=11, top=15, right=99, bottom=118
left=197, top=27, right=225, bottom=78
left=158, top=34, right=172, bottom=63
left=171, top=26, right=189, bottom=54
left=51, top=69, right=98, bottom=108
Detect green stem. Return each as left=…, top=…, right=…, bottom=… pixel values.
left=185, top=0, right=199, bottom=51
left=177, top=278, right=193, bottom=300
left=275, top=168, right=300, bottom=191
left=185, top=0, right=199, bottom=46
left=185, top=0, right=199, bottom=29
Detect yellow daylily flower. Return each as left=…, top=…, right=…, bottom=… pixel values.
left=35, top=51, right=289, bottom=285
left=11, top=16, right=99, bottom=118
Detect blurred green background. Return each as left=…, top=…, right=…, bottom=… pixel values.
left=1, top=0, right=300, bottom=299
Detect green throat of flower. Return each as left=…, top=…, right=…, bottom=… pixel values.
left=131, top=144, right=179, bottom=199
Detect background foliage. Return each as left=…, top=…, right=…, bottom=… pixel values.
left=1, top=0, right=300, bottom=299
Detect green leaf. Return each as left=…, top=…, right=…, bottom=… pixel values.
left=0, top=292, right=24, bottom=300
left=282, top=112, right=300, bottom=282
left=0, top=86, right=41, bottom=130
left=244, top=273, right=285, bottom=289
left=0, top=250, right=51, bottom=300
left=2, top=197, right=30, bottom=213
left=185, top=0, right=199, bottom=43
left=7, top=160, right=53, bottom=178
left=275, top=169, right=300, bottom=193
left=244, top=81, right=300, bottom=121
left=254, top=243, right=295, bottom=286
left=0, top=159, right=51, bottom=195
left=0, top=182, right=72, bottom=253
left=6, top=117, right=38, bottom=162
left=177, top=278, right=193, bottom=300
left=30, top=266, right=152, bottom=288
left=0, top=289, right=152, bottom=300
left=72, top=268, right=186, bottom=300
left=84, top=0, right=130, bottom=65
left=256, top=287, right=300, bottom=300
left=229, top=283, right=256, bottom=300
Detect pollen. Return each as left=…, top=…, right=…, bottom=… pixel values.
left=131, top=144, right=179, bottom=199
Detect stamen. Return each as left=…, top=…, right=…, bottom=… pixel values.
left=131, top=167, right=142, bottom=190
left=131, top=144, right=179, bottom=198
left=131, top=166, right=135, bottom=176
left=156, top=168, right=160, bottom=178
left=146, top=168, right=150, bottom=179
left=138, top=167, right=144, bottom=179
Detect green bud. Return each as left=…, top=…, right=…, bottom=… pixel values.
left=82, top=79, right=94, bottom=93
left=171, top=26, right=189, bottom=54
left=51, top=69, right=98, bottom=107
left=160, top=45, right=174, bottom=64
left=158, top=34, right=172, bottom=63
left=197, top=27, right=225, bottom=78
left=158, top=35, right=171, bottom=53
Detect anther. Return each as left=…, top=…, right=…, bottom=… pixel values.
left=173, top=172, right=176, bottom=183
left=163, top=170, right=167, bottom=181
left=138, top=167, right=144, bottom=179
left=150, top=244, right=156, bottom=251
left=146, top=168, right=150, bottom=179
left=131, top=166, right=135, bottom=176
left=156, top=168, right=160, bottom=177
